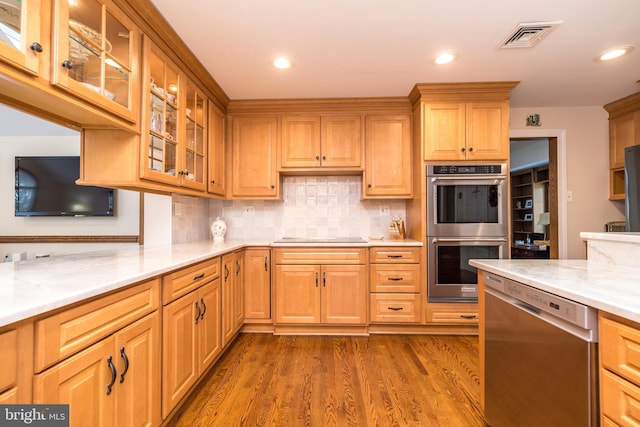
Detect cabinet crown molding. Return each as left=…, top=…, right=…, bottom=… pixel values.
left=408, top=81, right=520, bottom=105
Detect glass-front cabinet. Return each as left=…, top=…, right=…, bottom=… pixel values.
left=52, top=0, right=139, bottom=122
left=183, top=81, right=206, bottom=191
left=142, top=37, right=207, bottom=191
left=0, top=0, right=43, bottom=74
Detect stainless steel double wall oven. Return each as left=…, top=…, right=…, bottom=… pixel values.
left=426, top=164, right=508, bottom=302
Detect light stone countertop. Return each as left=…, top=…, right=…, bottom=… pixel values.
left=468, top=258, right=640, bottom=323
left=0, top=238, right=422, bottom=327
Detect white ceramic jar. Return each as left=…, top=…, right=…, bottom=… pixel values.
left=210, top=217, right=227, bottom=242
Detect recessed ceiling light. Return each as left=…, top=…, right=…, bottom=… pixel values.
left=273, top=57, right=292, bottom=69
left=434, top=52, right=457, bottom=65
left=596, top=46, right=634, bottom=62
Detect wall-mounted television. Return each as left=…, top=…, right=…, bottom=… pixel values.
left=15, top=156, right=114, bottom=217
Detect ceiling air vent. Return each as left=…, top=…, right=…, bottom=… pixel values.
left=498, top=21, right=563, bottom=49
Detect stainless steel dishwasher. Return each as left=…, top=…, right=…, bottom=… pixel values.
left=483, top=272, right=598, bottom=427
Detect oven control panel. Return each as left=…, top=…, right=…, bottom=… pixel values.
left=430, top=164, right=504, bottom=175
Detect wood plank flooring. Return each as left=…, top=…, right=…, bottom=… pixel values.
left=166, top=333, right=487, bottom=427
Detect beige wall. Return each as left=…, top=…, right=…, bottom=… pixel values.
left=510, top=106, right=625, bottom=259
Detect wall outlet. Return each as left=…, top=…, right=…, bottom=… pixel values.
left=174, top=203, right=183, bottom=216
left=243, top=206, right=255, bottom=216
left=379, top=205, right=390, bottom=216
left=3, top=254, right=9, bottom=263
left=567, top=190, right=573, bottom=202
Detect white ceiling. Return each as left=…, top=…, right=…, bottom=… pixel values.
left=148, top=0, right=640, bottom=108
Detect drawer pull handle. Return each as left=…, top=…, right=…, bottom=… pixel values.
left=387, top=255, right=403, bottom=259
left=224, top=264, right=229, bottom=280
left=388, top=277, right=404, bottom=281
left=193, top=273, right=205, bottom=280
left=388, top=307, right=404, bottom=311
left=120, top=347, right=129, bottom=384
left=106, top=356, right=117, bottom=395
left=236, top=260, right=241, bottom=276
left=264, top=256, right=268, bottom=271
left=315, top=272, right=319, bottom=288
left=195, top=301, right=201, bottom=324
left=460, top=314, right=477, bottom=319
left=200, top=298, right=207, bottom=319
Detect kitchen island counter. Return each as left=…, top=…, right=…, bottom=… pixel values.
left=469, top=258, right=640, bottom=323
left=0, top=238, right=422, bottom=327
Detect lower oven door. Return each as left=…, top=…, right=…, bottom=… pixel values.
left=427, top=237, right=507, bottom=302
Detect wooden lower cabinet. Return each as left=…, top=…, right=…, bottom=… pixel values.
left=599, top=312, right=640, bottom=425
left=274, top=264, right=367, bottom=325
left=162, top=279, right=221, bottom=418
left=369, top=247, right=422, bottom=324
left=0, top=322, right=33, bottom=404
left=244, top=248, right=272, bottom=321
left=222, top=251, right=244, bottom=347
left=33, top=311, right=161, bottom=427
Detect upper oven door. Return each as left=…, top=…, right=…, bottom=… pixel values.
left=427, top=175, right=508, bottom=237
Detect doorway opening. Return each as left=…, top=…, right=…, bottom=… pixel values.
left=509, top=137, right=560, bottom=259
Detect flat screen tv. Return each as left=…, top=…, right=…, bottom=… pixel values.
left=15, top=156, right=114, bottom=217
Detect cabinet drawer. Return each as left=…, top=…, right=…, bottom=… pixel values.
left=0, top=329, right=17, bottom=393
left=601, top=317, right=640, bottom=387
left=163, top=258, right=220, bottom=303
left=601, top=369, right=640, bottom=425
left=426, top=306, right=478, bottom=324
left=274, top=248, right=367, bottom=265
left=370, top=264, right=421, bottom=292
left=369, top=294, right=421, bottom=323
left=35, top=279, right=160, bottom=372
left=369, top=247, right=421, bottom=263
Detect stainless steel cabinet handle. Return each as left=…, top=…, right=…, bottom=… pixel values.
left=388, top=277, right=404, bottom=281
left=388, top=307, right=404, bottom=311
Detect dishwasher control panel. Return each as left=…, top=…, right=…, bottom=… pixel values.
left=483, top=272, right=597, bottom=330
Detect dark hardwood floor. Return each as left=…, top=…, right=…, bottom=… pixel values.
left=166, top=333, right=487, bottom=427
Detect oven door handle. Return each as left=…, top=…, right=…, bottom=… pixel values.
left=431, top=176, right=506, bottom=184
left=432, top=237, right=508, bottom=244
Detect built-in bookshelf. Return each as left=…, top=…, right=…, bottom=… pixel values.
left=511, top=165, right=549, bottom=245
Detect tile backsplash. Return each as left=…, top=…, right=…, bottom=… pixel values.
left=172, top=176, right=407, bottom=243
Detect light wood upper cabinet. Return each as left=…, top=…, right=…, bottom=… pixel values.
left=279, top=115, right=363, bottom=169
left=0, top=0, right=43, bottom=75
left=141, top=37, right=207, bottom=191
left=207, top=101, right=226, bottom=197
left=363, top=114, right=412, bottom=198
left=423, top=101, right=509, bottom=161
left=51, top=0, right=140, bottom=123
left=231, top=116, right=279, bottom=199
left=604, top=92, right=640, bottom=200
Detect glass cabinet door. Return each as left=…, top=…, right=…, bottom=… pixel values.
left=183, top=81, right=206, bottom=190
left=144, top=42, right=180, bottom=185
left=53, top=0, right=138, bottom=122
left=0, top=0, right=42, bottom=74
